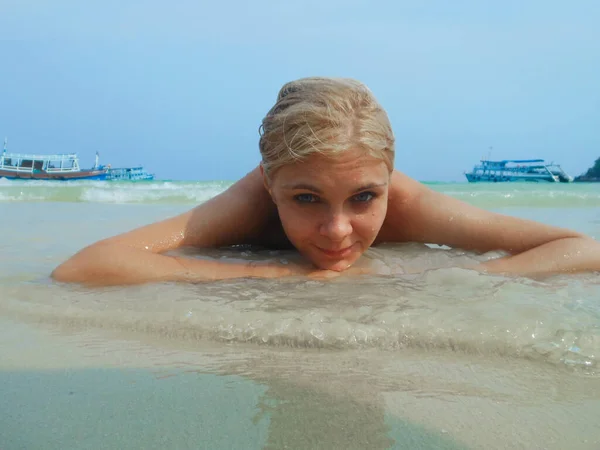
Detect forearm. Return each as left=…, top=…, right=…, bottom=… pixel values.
left=475, top=237, right=600, bottom=277
left=51, top=243, right=288, bottom=286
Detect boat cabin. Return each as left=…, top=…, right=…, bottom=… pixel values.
left=0, top=152, right=81, bottom=174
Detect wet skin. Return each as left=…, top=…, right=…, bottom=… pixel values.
left=263, top=149, right=391, bottom=271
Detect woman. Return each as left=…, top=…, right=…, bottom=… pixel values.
left=52, top=77, right=600, bottom=286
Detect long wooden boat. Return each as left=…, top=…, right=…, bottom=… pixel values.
left=0, top=140, right=108, bottom=181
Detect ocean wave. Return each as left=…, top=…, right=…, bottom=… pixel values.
left=1, top=179, right=598, bottom=207
left=444, top=188, right=600, bottom=208
left=3, top=269, right=599, bottom=373
left=0, top=180, right=231, bottom=204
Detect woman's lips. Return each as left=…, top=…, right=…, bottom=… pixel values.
left=317, top=244, right=354, bottom=259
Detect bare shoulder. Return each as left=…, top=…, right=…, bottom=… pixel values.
left=375, top=170, right=428, bottom=243
left=376, top=170, right=583, bottom=254
left=85, top=167, right=278, bottom=254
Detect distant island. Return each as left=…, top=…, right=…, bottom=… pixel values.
left=574, top=157, right=600, bottom=182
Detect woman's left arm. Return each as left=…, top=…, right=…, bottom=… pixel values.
left=377, top=171, right=600, bottom=277
left=474, top=237, right=600, bottom=277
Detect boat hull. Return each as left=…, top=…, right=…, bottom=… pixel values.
left=0, top=169, right=108, bottom=181
left=465, top=173, right=559, bottom=183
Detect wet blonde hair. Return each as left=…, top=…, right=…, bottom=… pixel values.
left=259, top=77, right=395, bottom=177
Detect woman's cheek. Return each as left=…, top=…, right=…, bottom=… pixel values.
left=279, top=207, right=310, bottom=239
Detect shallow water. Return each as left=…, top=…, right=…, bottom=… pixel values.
left=1, top=181, right=600, bottom=449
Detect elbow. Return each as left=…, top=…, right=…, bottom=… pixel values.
left=51, top=256, right=91, bottom=284
left=50, top=244, right=110, bottom=285
left=51, top=261, right=78, bottom=283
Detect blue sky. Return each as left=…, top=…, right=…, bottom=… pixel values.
left=1, top=0, right=598, bottom=181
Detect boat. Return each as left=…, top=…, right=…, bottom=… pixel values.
left=465, top=159, right=573, bottom=183
left=104, top=166, right=155, bottom=181
left=0, top=139, right=108, bottom=181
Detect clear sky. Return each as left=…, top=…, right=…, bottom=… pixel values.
left=1, top=0, right=598, bottom=181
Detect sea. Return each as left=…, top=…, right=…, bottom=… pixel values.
left=1, top=179, right=600, bottom=450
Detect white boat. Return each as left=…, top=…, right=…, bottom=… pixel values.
left=465, top=159, right=573, bottom=183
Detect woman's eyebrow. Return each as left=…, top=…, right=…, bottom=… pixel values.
left=281, top=181, right=387, bottom=194
left=282, top=183, right=322, bottom=193
left=353, top=182, right=387, bottom=192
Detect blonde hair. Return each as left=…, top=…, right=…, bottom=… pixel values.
left=259, top=77, right=395, bottom=177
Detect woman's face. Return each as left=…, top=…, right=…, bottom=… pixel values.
left=264, top=149, right=390, bottom=271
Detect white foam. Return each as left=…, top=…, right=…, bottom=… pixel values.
left=0, top=181, right=231, bottom=203
left=4, top=244, right=600, bottom=372
left=79, top=182, right=228, bottom=204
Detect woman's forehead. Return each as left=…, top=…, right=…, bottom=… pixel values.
left=273, top=153, right=390, bottom=190
left=283, top=150, right=387, bottom=174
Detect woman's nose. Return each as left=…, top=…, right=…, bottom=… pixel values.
left=320, top=212, right=353, bottom=241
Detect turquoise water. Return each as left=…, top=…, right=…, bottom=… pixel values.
left=1, top=178, right=600, bottom=208
left=1, top=180, right=600, bottom=449
left=1, top=367, right=271, bottom=450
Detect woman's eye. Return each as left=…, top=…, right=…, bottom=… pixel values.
left=294, top=193, right=319, bottom=203
left=352, top=191, right=375, bottom=203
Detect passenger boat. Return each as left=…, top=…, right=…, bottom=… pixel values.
left=465, top=159, right=573, bottom=183
left=0, top=140, right=108, bottom=181
left=105, top=166, right=154, bottom=181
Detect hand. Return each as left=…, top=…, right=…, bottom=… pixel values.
left=249, top=259, right=374, bottom=280
left=308, top=265, right=374, bottom=279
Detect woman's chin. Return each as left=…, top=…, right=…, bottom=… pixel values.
left=310, top=256, right=358, bottom=272
left=293, top=244, right=365, bottom=272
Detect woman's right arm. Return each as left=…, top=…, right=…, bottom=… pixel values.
left=51, top=167, right=287, bottom=286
